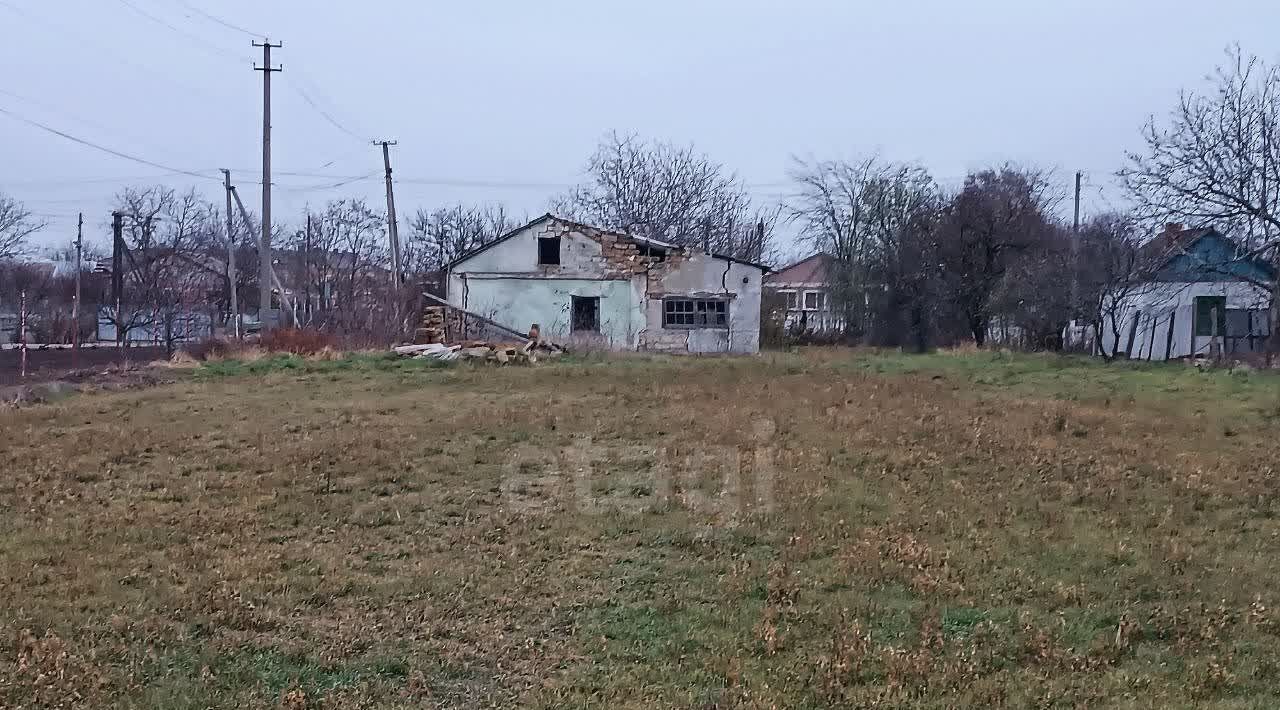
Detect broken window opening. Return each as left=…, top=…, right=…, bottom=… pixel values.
left=538, top=237, right=561, bottom=266
left=572, top=296, right=600, bottom=333
left=663, top=298, right=728, bottom=329
left=638, top=244, right=668, bottom=261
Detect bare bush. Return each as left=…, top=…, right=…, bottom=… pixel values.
left=556, top=132, right=777, bottom=262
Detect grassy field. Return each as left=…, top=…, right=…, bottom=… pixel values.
left=4, top=348, right=1280, bottom=708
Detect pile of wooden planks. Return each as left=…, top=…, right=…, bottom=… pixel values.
left=393, top=339, right=566, bottom=365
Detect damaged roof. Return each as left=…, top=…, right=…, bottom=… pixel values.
left=765, top=253, right=836, bottom=286
left=446, top=214, right=770, bottom=272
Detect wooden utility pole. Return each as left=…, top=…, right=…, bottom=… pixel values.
left=254, top=39, right=283, bottom=331
left=304, top=212, right=312, bottom=323
left=18, top=290, right=27, bottom=379
left=1069, top=171, right=1083, bottom=339
left=111, top=211, right=124, bottom=351
left=72, top=212, right=83, bottom=366
left=374, top=140, right=403, bottom=288
left=222, top=169, right=241, bottom=338
left=1073, top=171, right=1082, bottom=234
left=111, top=212, right=124, bottom=309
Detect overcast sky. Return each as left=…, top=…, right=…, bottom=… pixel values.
left=3, top=0, right=1278, bottom=258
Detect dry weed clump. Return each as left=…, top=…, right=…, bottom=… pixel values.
left=168, top=349, right=200, bottom=367
left=305, top=346, right=345, bottom=362
left=8, top=629, right=109, bottom=706
left=259, top=328, right=339, bottom=355
left=820, top=611, right=872, bottom=700
left=181, top=337, right=271, bottom=363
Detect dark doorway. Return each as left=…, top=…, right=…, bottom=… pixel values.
left=572, top=296, right=600, bottom=333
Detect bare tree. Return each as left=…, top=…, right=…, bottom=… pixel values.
left=285, top=198, right=390, bottom=334
left=936, top=166, right=1058, bottom=346
left=787, top=156, right=940, bottom=343
left=1073, top=213, right=1145, bottom=360
left=402, top=203, right=520, bottom=274
left=987, top=224, right=1074, bottom=350
left=0, top=194, right=44, bottom=259
left=1121, top=45, right=1280, bottom=349
left=556, top=132, right=776, bottom=261
left=109, top=187, right=221, bottom=355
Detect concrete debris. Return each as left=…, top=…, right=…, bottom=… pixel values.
left=392, top=338, right=565, bottom=365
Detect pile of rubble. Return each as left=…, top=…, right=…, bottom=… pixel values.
left=393, top=339, right=566, bottom=365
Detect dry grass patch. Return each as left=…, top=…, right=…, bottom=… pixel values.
left=2, top=350, right=1280, bottom=707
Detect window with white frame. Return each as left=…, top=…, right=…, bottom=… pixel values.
left=783, top=291, right=799, bottom=310
left=663, top=298, right=728, bottom=328
left=803, top=290, right=826, bottom=311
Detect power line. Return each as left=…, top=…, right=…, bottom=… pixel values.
left=287, top=82, right=366, bottom=142
left=0, top=105, right=218, bottom=182
left=275, top=171, right=381, bottom=193
left=113, top=0, right=251, bottom=63
left=0, top=88, right=126, bottom=139
left=0, top=88, right=218, bottom=175
left=2, top=173, right=218, bottom=187
left=299, top=145, right=372, bottom=173
left=168, top=0, right=261, bottom=38
left=161, top=0, right=370, bottom=153
left=284, top=65, right=371, bottom=144
left=0, top=0, right=231, bottom=106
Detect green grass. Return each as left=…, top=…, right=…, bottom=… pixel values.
left=134, top=646, right=409, bottom=708
left=845, top=347, right=1280, bottom=413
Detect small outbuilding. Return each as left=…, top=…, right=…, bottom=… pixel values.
left=1100, top=224, right=1274, bottom=360
left=445, top=215, right=767, bottom=354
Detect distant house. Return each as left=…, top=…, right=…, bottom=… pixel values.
left=97, top=307, right=212, bottom=344
left=445, top=214, right=767, bottom=354
left=763, top=253, right=845, bottom=335
left=1100, top=224, right=1274, bottom=360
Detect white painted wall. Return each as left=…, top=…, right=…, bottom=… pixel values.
left=456, top=276, right=644, bottom=347
left=1100, top=281, right=1270, bottom=360
left=447, top=217, right=765, bottom=354
left=447, top=221, right=606, bottom=277
left=642, top=253, right=763, bottom=354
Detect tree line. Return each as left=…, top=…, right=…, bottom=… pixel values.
left=3, top=46, right=1279, bottom=352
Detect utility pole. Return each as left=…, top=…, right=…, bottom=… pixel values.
left=111, top=211, right=124, bottom=351
left=1073, top=171, right=1082, bottom=235
left=1070, top=171, right=1083, bottom=344
left=374, top=140, right=403, bottom=288
left=304, top=212, right=312, bottom=323
left=254, top=39, right=282, bottom=331
left=231, top=185, right=297, bottom=327
left=222, top=169, right=240, bottom=339
left=73, top=212, right=83, bottom=366
left=18, top=290, right=27, bottom=380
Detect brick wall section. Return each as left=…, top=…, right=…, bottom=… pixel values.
left=543, top=217, right=700, bottom=353
left=541, top=218, right=689, bottom=283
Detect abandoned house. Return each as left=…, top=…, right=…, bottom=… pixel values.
left=763, top=253, right=845, bottom=335
left=445, top=215, right=767, bottom=353
left=1099, top=224, right=1275, bottom=360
